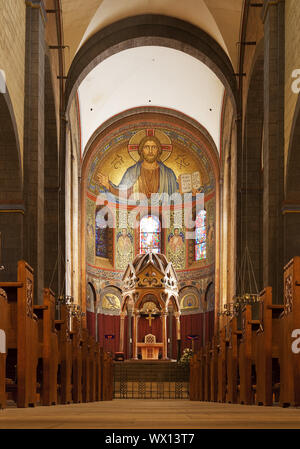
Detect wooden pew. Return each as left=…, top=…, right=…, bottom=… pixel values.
left=34, top=289, right=59, bottom=406
left=209, top=336, right=218, bottom=402
left=203, top=344, right=210, bottom=401
left=55, top=304, right=72, bottom=404
left=226, top=316, right=240, bottom=404
left=101, top=349, right=113, bottom=401
left=279, top=257, right=300, bottom=407
left=238, top=305, right=260, bottom=405
left=0, top=261, right=38, bottom=407
left=88, top=334, right=97, bottom=402
left=71, top=315, right=82, bottom=403
left=95, top=343, right=102, bottom=401
left=0, top=288, right=8, bottom=408
left=189, top=352, right=201, bottom=401
left=217, top=327, right=227, bottom=403
left=255, top=287, right=283, bottom=406
left=81, top=328, right=91, bottom=403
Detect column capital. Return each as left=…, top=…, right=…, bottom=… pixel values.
left=25, top=0, right=47, bottom=26
left=261, top=0, right=284, bottom=24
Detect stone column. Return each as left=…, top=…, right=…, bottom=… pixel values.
left=162, top=311, right=168, bottom=360
left=168, top=309, right=173, bottom=359
left=23, top=1, right=47, bottom=304
left=132, top=311, right=139, bottom=359
left=119, top=312, right=126, bottom=352
left=174, top=312, right=181, bottom=341
left=261, top=0, right=285, bottom=303
left=95, top=309, right=98, bottom=342
left=174, top=312, right=181, bottom=360
left=127, top=308, right=132, bottom=359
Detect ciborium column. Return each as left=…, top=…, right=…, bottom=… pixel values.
left=162, top=311, right=168, bottom=360
left=132, top=311, right=140, bottom=360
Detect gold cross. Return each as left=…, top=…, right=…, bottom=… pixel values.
left=146, top=312, right=155, bottom=327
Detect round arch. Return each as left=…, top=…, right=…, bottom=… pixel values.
left=135, top=291, right=166, bottom=312
left=166, top=295, right=180, bottom=313
left=87, top=281, right=97, bottom=312
left=65, top=14, right=238, bottom=113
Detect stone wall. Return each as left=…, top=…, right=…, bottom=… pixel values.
left=0, top=0, right=26, bottom=164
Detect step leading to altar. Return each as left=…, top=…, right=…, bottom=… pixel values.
left=113, top=360, right=189, bottom=399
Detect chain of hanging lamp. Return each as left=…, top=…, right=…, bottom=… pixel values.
left=49, top=246, right=83, bottom=319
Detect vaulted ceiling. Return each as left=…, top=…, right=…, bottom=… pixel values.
left=61, top=0, right=243, bottom=72
left=60, top=0, right=243, bottom=155
left=78, top=46, right=224, bottom=153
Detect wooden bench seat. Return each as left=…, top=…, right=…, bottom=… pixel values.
left=101, top=349, right=113, bottom=401
left=55, top=304, right=72, bottom=404
left=0, top=288, right=8, bottom=408
left=279, top=257, right=300, bottom=407
left=70, top=315, right=82, bottom=403
left=217, top=327, right=227, bottom=403
left=34, top=289, right=59, bottom=406
left=209, top=336, right=218, bottom=402
left=226, top=316, right=240, bottom=404
left=0, top=261, right=38, bottom=408
left=255, top=287, right=283, bottom=406
left=238, top=305, right=260, bottom=405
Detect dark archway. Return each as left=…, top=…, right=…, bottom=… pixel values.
left=65, top=15, right=238, bottom=112
left=0, top=89, right=23, bottom=281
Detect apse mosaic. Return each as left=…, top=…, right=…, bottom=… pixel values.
left=88, top=128, right=214, bottom=202
left=85, top=121, right=216, bottom=288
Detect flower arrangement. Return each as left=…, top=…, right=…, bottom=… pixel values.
left=178, top=348, right=193, bottom=366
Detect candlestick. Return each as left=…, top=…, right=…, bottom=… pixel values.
left=0, top=232, right=4, bottom=271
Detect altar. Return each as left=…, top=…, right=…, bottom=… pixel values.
left=137, top=334, right=163, bottom=360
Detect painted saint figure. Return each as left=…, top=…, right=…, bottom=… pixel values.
left=116, top=228, right=133, bottom=256
left=98, top=136, right=179, bottom=198
left=168, top=228, right=185, bottom=253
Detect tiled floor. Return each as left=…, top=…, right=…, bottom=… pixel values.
left=0, top=400, right=300, bottom=429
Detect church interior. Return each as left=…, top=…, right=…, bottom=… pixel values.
left=0, top=0, right=300, bottom=430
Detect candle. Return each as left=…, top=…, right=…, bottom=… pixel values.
left=0, top=232, right=2, bottom=269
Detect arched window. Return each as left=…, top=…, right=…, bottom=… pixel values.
left=140, top=216, right=161, bottom=254
left=195, top=210, right=207, bottom=261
